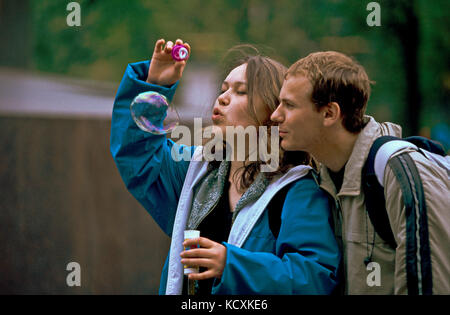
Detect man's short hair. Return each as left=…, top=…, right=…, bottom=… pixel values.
left=287, top=51, right=372, bottom=133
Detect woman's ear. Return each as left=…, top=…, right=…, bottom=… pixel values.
left=322, top=102, right=341, bottom=127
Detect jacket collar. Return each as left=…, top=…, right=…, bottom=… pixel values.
left=320, top=116, right=402, bottom=197
left=228, top=164, right=312, bottom=248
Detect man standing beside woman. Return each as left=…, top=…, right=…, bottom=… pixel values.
left=272, top=51, right=450, bottom=294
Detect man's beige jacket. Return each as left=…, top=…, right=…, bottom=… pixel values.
left=320, top=116, right=450, bottom=294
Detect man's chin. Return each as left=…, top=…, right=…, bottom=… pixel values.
left=281, top=139, right=303, bottom=152
left=280, top=139, right=291, bottom=151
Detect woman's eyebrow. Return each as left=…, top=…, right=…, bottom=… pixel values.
left=222, top=80, right=247, bottom=87
left=232, top=81, right=247, bottom=88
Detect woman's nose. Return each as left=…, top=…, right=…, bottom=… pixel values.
left=218, top=91, right=230, bottom=106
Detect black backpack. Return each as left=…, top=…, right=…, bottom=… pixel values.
left=361, top=135, right=449, bottom=295
left=362, top=135, right=448, bottom=249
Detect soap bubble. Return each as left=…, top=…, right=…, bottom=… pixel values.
left=130, top=91, right=180, bottom=135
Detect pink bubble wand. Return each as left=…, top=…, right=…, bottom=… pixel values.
left=171, top=44, right=189, bottom=61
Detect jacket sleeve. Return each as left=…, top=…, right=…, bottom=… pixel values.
left=110, top=60, right=195, bottom=236
left=212, top=176, right=341, bottom=294
left=384, top=150, right=450, bottom=295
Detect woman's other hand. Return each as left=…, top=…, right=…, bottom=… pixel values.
left=180, top=237, right=227, bottom=280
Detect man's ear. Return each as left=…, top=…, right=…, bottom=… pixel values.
left=321, top=102, right=341, bottom=127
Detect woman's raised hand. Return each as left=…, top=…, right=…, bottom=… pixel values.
left=146, top=38, right=191, bottom=86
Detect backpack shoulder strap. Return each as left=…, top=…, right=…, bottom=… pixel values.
left=363, top=136, right=435, bottom=294
left=362, top=136, right=400, bottom=249
left=363, top=135, right=447, bottom=244
left=387, top=153, right=433, bottom=295
left=372, top=137, right=419, bottom=186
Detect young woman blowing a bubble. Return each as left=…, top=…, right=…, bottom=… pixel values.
left=110, top=38, right=340, bottom=295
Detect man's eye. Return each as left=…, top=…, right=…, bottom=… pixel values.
left=284, top=102, right=294, bottom=108
left=237, top=90, right=247, bottom=95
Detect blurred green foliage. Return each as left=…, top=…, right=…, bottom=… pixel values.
left=29, top=0, right=449, bottom=135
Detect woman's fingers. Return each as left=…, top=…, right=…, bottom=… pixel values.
left=164, top=40, right=174, bottom=54
left=154, top=38, right=165, bottom=53
left=174, top=60, right=186, bottom=76
left=148, top=37, right=190, bottom=85
left=180, top=237, right=226, bottom=280
left=154, top=38, right=190, bottom=58
left=180, top=247, right=214, bottom=259
left=188, top=270, right=216, bottom=281
left=181, top=258, right=212, bottom=269
left=183, top=237, right=215, bottom=249
left=183, top=42, right=191, bottom=55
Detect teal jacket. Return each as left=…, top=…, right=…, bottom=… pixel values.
left=110, top=61, right=341, bottom=294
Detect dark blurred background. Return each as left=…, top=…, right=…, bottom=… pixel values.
left=0, top=0, right=449, bottom=294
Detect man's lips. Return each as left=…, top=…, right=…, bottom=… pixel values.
left=278, top=129, right=288, bottom=136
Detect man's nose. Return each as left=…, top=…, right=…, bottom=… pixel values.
left=270, top=104, right=283, bottom=122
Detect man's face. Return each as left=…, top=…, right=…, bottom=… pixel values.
left=271, top=75, right=324, bottom=152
